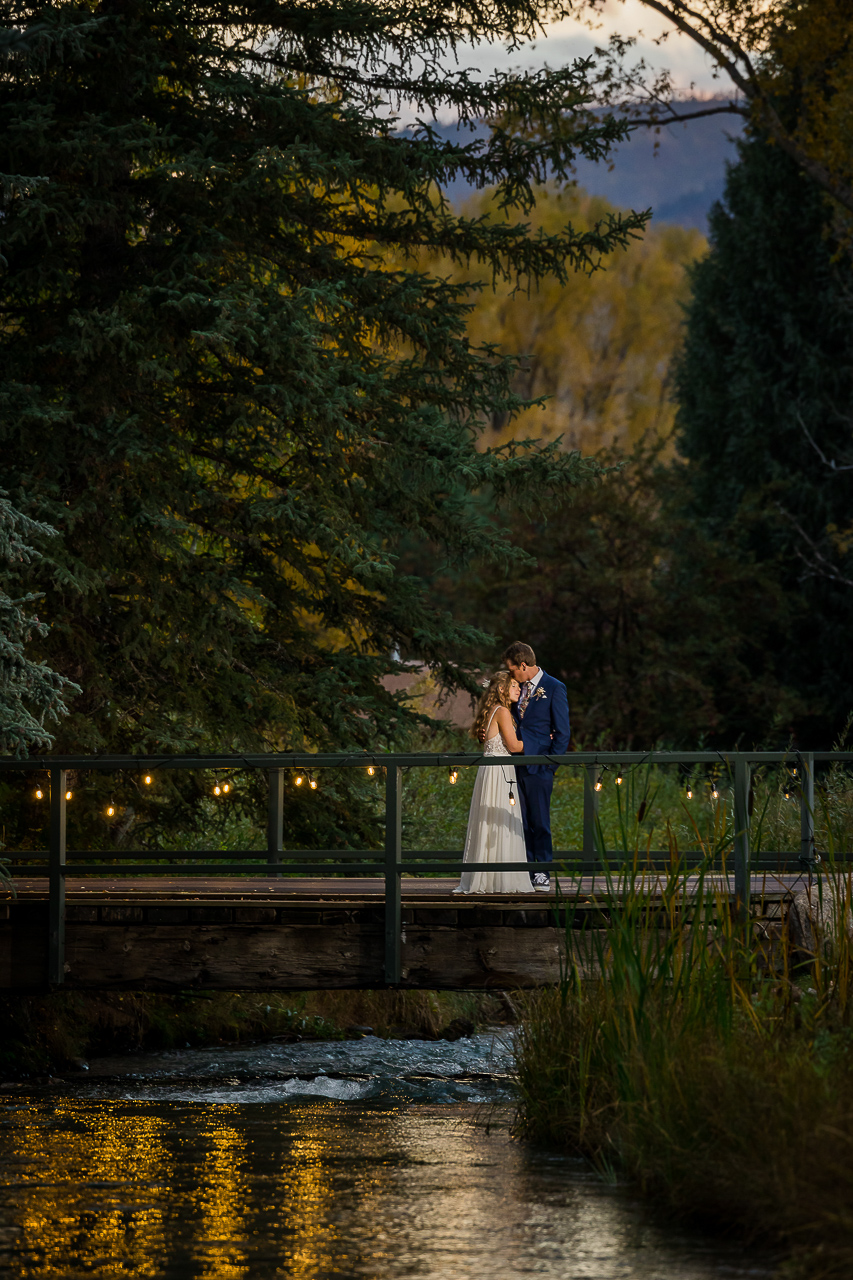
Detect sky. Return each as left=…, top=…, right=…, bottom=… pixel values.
left=439, top=1, right=743, bottom=231
left=459, top=0, right=730, bottom=103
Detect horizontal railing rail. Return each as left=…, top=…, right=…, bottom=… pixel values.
left=2, top=749, right=851, bottom=985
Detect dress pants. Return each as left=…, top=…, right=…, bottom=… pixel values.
left=517, top=769, right=554, bottom=865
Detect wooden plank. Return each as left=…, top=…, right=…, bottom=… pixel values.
left=7, top=872, right=804, bottom=905
left=21, top=921, right=596, bottom=990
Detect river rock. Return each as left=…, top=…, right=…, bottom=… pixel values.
left=787, top=888, right=853, bottom=962
left=439, top=1017, right=475, bottom=1041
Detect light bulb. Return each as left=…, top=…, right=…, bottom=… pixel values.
left=295, top=774, right=304, bottom=786
left=594, top=779, right=602, bottom=792
left=686, top=788, right=693, bottom=800
left=35, top=788, right=43, bottom=800
left=792, top=767, right=798, bottom=777
left=65, top=790, right=72, bottom=801
left=615, top=772, right=623, bottom=786
left=367, top=765, right=375, bottom=777
left=711, top=786, right=719, bottom=800
left=448, top=769, right=458, bottom=785
left=213, top=784, right=221, bottom=796
left=509, top=792, right=516, bottom=806
left=106, top=804, right=115, bottom=817
left=144, top=775, right=152, bottom=786
left=222, top=782, right=230, bottom=793
left=309, top=777, right=317, bottom=790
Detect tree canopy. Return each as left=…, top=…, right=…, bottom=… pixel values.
left=0, top=1, right=648, bottom=763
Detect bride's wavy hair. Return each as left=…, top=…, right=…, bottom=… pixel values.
left=470, top=670, right=514, bottom=742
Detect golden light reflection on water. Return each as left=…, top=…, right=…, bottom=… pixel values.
left=0, top=1097, right=758, bottom=1280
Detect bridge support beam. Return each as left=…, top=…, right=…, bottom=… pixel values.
left=583, top=766, right=599, bottom=864
left=733, top=756, right=751, bottom=922
left=267, top=769, right=284, bottom=874
left=800, top=752, right=815, bottom=867
left=48, top=768, right=67, bottom=986
left=384, top=765, right=402, bottom=984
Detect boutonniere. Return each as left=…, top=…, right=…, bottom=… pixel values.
left=532, top=687, right=548, bottom=701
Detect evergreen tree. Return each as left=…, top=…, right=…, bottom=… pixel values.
left=0, top=1, right=646, bottom=764
left=0, top=494, right=80, bottom=756
left=674, top=133, right=853, bottom=743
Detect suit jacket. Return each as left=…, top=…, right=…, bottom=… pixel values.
left=515, top=671, right=571, bottom=775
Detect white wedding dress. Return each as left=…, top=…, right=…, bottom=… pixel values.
left=454, top=709, right=532, bottom=894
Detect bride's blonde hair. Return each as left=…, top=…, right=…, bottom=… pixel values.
left=470, top=670, right=514, bottom=742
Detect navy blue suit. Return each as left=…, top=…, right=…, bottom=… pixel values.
left=515, top=671, right=570, bottom=867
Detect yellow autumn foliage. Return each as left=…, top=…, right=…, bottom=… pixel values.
left=431, top=185, right=706, bottom=453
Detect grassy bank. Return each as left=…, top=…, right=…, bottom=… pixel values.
left=512, top=853, right=853, bottom=1279
left=0, top=987, right=511, bottom=1076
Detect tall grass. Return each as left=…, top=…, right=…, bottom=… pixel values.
left=512, top=783, right=853, bottom=1278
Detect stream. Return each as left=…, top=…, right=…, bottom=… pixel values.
left=0, top=1032, right=774, bottom=1279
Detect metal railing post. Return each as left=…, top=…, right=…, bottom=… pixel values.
left=800, top=751, right=815, bottom=865
left=267, top=768, right=284, bottom=874
left=384, top=765, right=402, bottom=984
left=583, top=765, right=599, bottom=864
left=48, top=767, right=67, bottom=986
left=733, top=755, right=751, bottom=922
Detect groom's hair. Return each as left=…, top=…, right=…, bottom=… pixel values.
left=503, top=641, right=536, bottom=667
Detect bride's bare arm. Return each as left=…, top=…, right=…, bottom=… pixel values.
left=495, top=706, right=524, bottom=753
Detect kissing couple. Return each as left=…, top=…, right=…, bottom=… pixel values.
left=453, top=641, right=570, bottom=895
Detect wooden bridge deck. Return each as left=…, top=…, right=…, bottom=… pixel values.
left=1, top=872, right=807, bottom=993
left=6, top=871, right=808, bottom=905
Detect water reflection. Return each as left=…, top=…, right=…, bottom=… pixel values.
left=0, top=1097, right=768, bottom=1279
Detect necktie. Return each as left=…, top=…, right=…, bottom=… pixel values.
left=518, top=681, right=531, bottom=718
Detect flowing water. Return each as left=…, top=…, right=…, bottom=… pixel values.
left=0, top=1032, right=773, bottom=1279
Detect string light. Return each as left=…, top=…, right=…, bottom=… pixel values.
left=34, top=788, right=44, bottom=801
left=367, top=765, right=376, bottom=777
left=143, top=774, right=152, bottom=786
left=509, top=786, right=516, bottom=807
left=213, top=784, right=221, bottom=796
left=309, top=775, right=317, bottom=790
left=615, top=768, right=623, bottom=786
left=222, top=782, right=230, bottom=794
left=448, top=768, right=458, bottom=785
left=711, top=783, right=720, bottom=801
left=594, top=778, right=603, bottom=792
left=106, top=804, right=115, bottom=817
left=295, top=773, right=304, bottom=787
left=685, top=785, right=693, bottom=800
left=65, top=790, right=72, bottom=801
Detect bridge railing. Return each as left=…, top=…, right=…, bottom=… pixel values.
left=1, top=749, right=852, bottom=986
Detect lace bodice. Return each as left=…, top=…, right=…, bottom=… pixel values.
left=483, top=709, right=511, bottom=756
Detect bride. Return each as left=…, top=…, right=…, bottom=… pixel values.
left=453, top=670, right=532, bottom=894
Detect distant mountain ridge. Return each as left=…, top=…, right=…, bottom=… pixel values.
left=427, top=101, right=743, bottom=231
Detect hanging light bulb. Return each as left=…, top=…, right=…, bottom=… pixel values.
left=615, top=769, right=623, bottom=786
left=711, top=783, right=720, bottom=801
left=34, top=787, right=44, bottom=801
left=213, top=784, right=221, bottom=796
left=309, top=776, right=317, bottom=790
left=509, top=788, right=516, bottom=806
left=65, top=790, right=73, bottom=801
left=782, top=781, right=793, bottom=801
left=367, top=765, right=375, bottom=777
left=594, top=778, right=603, bottom=792
left=143, top=774, right=152, bottom=786
left=686, top=786, right=693, bottom=800
left=448, top=768, right=458, bottom=785
left=222, top=782, right=230, bottom=794
left=792, top=766, right=798, bottom=778
left=295, top=773, right=304, bottom=787
left=106, top=804, right=115, bottom=817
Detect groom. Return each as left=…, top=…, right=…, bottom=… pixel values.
left=504, top=641, right=570, bottom=891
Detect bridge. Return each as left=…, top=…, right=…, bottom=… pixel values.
left=1, top=749, right=846, bottom=991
